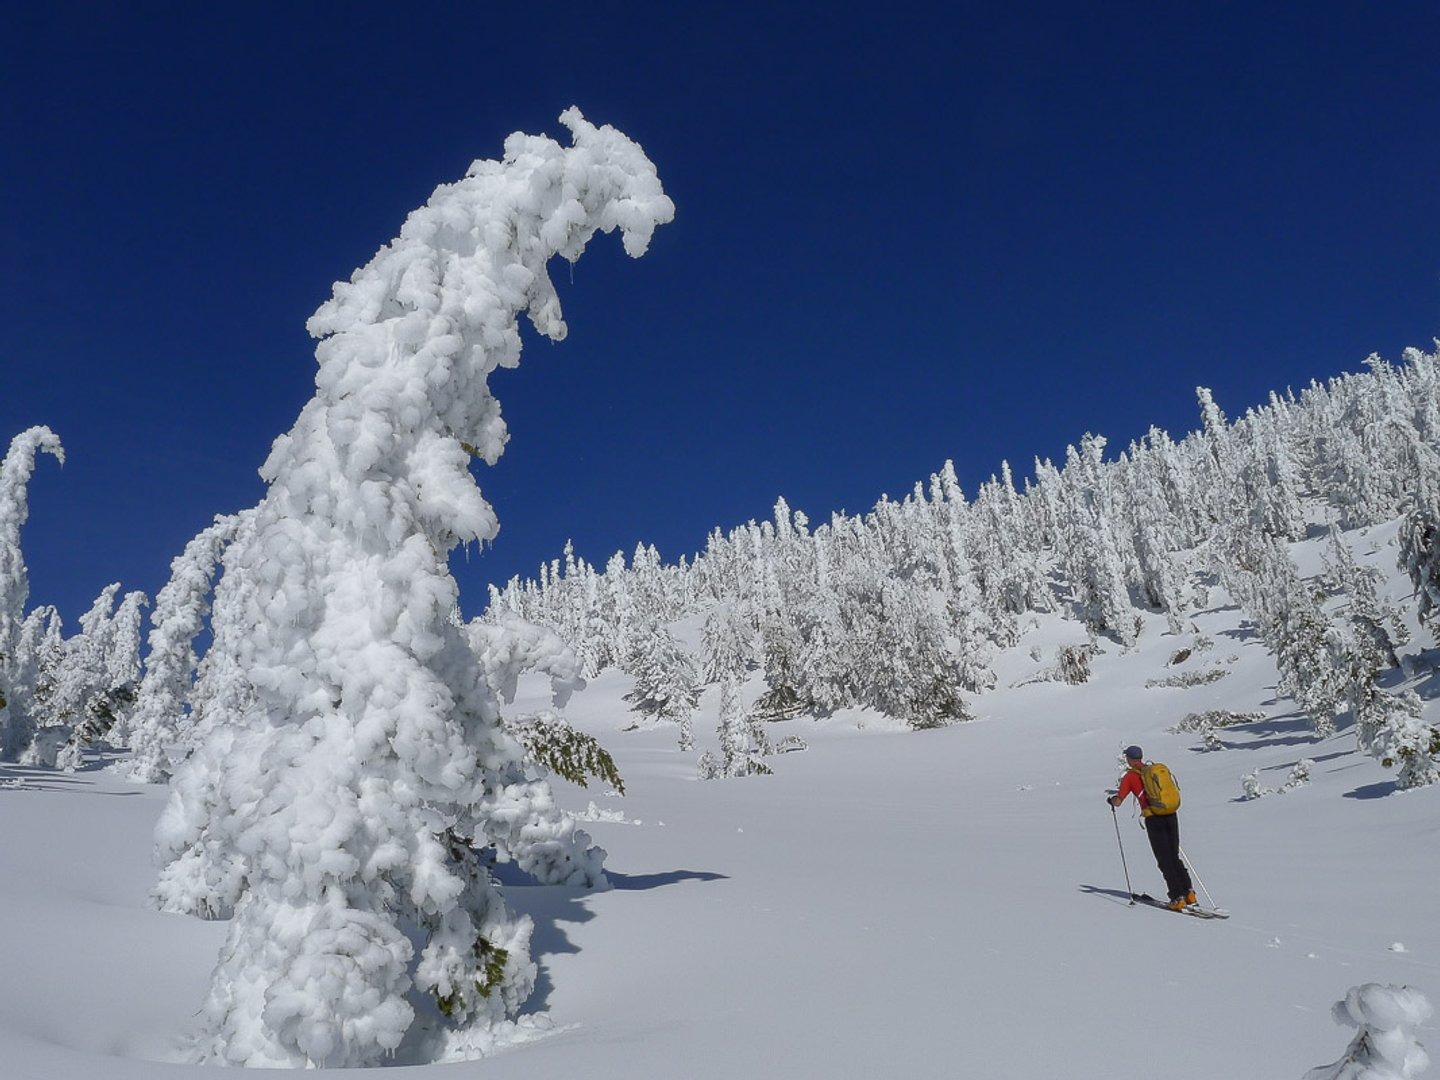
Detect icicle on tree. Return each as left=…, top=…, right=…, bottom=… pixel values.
left=0, top=426, right=64, bottom=761
left=153, top=109, right=673, bottom=1068
left=116, top=513, right=241, bottom=783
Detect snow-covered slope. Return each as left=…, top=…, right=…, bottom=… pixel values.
left=0, top=521, right=1435, bottom=1079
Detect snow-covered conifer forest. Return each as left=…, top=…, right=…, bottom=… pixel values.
left=488, top=352, right=1440, bottom=790
left=0, top=111, right=1435, bottom=1078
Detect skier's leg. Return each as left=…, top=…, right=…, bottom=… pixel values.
left=1146, top=815, right=1189, bottom=900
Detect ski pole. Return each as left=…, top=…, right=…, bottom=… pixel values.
left=1178, top=844, right=1217, bottom=909
left=1111, top=804, right=1134, bottom=903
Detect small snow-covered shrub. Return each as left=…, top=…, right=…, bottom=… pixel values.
left=1145, top=666, right=1229, bottom=689
left=1282, top=758, right=1314, bottom=791
left=1170, top=709, right=1265, bottom=734
left=1366, top=690, right=1440, bottom=789
left=1241, top=771, right=1272, bottom=800
left=1241, top=759, right=1314, bottom=799
left=1015, top=642, right=1099, bottom=688
left=1166, top=636, right=1213, bottom=668
left=1058, top=643, right=1095, bottom=684
left=1303, top=982, right=1431, bottom=1079
left=773, top=734, right=808, bottom=754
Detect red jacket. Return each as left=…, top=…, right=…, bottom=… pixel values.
left=1114, top=766, right=1148, bottom=811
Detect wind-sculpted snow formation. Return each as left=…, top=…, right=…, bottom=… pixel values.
left=489, top=351, right=1440, bottom=785
left=152, top=109, right=672, bottom=1067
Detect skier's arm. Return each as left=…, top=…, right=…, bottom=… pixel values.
left=1108, top=770, right=1142, bottom=807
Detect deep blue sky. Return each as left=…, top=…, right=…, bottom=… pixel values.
left=3, top=2, right=1439, bottom=625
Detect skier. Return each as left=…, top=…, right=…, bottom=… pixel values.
left=1107, top=745, right=1195, bottom=910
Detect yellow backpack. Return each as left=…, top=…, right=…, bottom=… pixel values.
left=1140, top=761, right=1181, bottom=816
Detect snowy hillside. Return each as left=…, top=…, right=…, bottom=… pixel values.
left=1, top=517, right=1434, bottom=1079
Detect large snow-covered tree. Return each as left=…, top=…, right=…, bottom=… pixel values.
left=152, top=109, right=672, bottom=1067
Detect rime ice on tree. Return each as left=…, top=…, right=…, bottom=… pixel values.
left=153, top=109, right=672, bottom=1067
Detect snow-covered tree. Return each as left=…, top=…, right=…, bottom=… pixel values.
left=118, top=513, right=241, bottom=783
left=752, top=607, right=810, bottom=720
left=700, top=600, right=756, bottom=684
left=1053, top=435, right=1137, bottom=645
left=1324, top=528, right=1409, bottom=671
left=1365, top=690, right=1439, bottom=789
left=1304, top=983, right=1431, bottom=1079
left=152, top=109, right=672, bottom=1067
left=5, top=604, right=61, bottom=761
left=622, top=620, right=701, bottom=748
left=56, top=585, right=147, bottom=769
left=0, top=426, right=64, bottom=759
left=699, top=672, right=770, bottom=779
left=15, top=583, right=147, bottom=769
left=1398, top=504, right=1440, bottom=636
left=840, top=574, right=973, bottom=729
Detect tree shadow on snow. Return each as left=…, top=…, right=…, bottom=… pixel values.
left=1342, top=780, right=1400, bottom=800
left=604, top=869, right=729, bottom=890
left=0, top=763, right=141, bottom=795
left=1216, top=623, right=1264, bottom=645
left=503, top=868, right=728, bottom=1012
left=1403, top=651, right=1440, bottom=701
left=1257, top=749, right=1351, bottom=772
left=507, top=886, right=596, bottom=1012
left=1218, top=711, right=1340, bottom=752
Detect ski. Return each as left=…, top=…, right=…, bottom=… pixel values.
left=1131, top=893, right=1230, bottom=919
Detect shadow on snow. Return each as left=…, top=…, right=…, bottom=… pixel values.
left=503, top=867, right=728, bottom=1012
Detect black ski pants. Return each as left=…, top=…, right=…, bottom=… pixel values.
left=1143, top=813, right=1193, bottom=901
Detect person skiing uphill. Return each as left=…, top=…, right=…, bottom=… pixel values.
left=1107, top=745, right=1195, bottom=910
